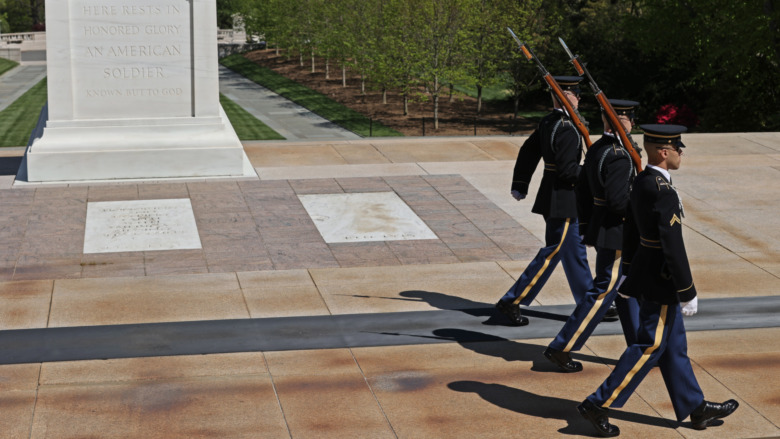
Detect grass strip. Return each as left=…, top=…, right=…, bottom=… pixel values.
left=220, top=93, right=285, bottom=140
left=0, top=57, right=19, bottom=77
left=0, top=77, right=47, bottom=147
left=220, top=54, right=403, bottom=137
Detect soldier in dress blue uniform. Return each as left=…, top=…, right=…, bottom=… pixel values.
left=543, top=100, right=642, bottom=372
left=577, top=124, right=738, bottom=437
left=496, top=76, right=595, bottom=326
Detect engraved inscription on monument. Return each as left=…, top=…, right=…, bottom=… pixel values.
left=83, top=199, right=202, bottom=253
left=24, top=0, right=247, bottom=182
left=71, top=0, right=192, bottom=119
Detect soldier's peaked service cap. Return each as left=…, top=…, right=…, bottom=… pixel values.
left=606, top=99, right=639, bottom=118
left=640, top=124, right=687, bottom=148
left=552, top=75, right=583, bottom=94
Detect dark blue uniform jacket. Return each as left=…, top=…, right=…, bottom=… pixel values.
left=619, top=167, right=697, bottom=304
left=511, top=110, right=583, bottom=219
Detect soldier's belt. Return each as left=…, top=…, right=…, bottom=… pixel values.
left=544, top=163, right=556, bottom=172
left=640, top=236, right=661, bottom=249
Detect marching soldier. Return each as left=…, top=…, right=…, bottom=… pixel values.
left=496, top=76, right=595, bottom=326
left=543, top=100, right=641, bottom=372
left=577, top=124, right=738, bottom=436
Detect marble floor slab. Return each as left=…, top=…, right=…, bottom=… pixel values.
left=298, top=191, right=437, bottom=243
left=83, top=199, right=202, bottom=253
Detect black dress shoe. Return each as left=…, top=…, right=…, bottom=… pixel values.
left=495, top=300, right=529, bottom=326
left=543, top=347, right=583, bottom=372
left=690, top=399, right=739, bottom=430
left=578, top=399, right=620, bottom=437
left=601, top=304, right=619, bottom=322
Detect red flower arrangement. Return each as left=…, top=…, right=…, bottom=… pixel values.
left=654, top=103, right=699, bottom=128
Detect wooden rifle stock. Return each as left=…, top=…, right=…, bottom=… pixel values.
left=507, top=28, right=592, bottom=148
left=560, top=39, right=643, bottom=172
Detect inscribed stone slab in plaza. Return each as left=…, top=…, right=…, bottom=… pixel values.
left=83, top=199, right=201, bottom=253
left=298, top=192, right=437, bottom=244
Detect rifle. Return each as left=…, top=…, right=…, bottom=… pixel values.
left=558, top=37, right=643, bottom=172
left=507, top=28, right=592, bottom=148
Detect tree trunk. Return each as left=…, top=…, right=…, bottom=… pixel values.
left=275, top=45, right=280, bottom=56
left=311, top=50, right=315, bottom=73
left=342, top=66, right=347, bottom=87
left=361, top=74, right=366, bottom=95
left=477, top=85, right=483, bottom=114
left=325, top=58, right=330, bottom=80
left=449, top=83, right=454, bottom=103
left=403, top=93, right=409, bottom=116
left=433, top=76, right=439, bottom=130
left=382, top=87, right=387, bottom=105
left=299, top=52, right=303, bottom=67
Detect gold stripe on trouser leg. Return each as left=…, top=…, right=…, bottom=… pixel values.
left=563, top=250, right=622, bottom=352
left=511, top=219, right=571, bottom=306
left=603, top=305, right=668, bottom=407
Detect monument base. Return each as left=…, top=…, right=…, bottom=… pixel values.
left=23, top=104, right=249, bottom=182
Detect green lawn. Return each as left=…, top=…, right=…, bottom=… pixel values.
left=452, top=82, right=513, bottom=102
left=220, top=93, right=285, bottom=140
left=0, top=57, right=19, bottom=77
left=220, top=54, right=403, bottom=137
left=0, top=77, right=47, bottom=147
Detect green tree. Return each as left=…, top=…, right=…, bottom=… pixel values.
left=460, top=0, right=516, bottom=113
left=627, top=0, right=780, bottom=131
left=2, top=0, right=44, bottom=32
left=411, top=0, right=468, bottom=129
left=505, top=1, right=562, bottom=117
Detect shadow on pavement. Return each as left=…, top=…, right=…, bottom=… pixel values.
left=0, top=156, right=22, bottom=176
left=431, top=328, right=617, bottom=370
left=399, top=290, right=569, bottom=324
left=448, top=380, right=676, bottom=435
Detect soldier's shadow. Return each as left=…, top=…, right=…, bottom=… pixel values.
left=398, top=290, right=569, bottom=324
left=431, top=328, right=617, bottom=371
left=448, top=380, right=676, bottom=435
left=398, top=290, right=616, bottom=369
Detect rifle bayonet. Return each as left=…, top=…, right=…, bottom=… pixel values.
left=508, top=28, right=592, bottom=148
left=558, top=37, right=642, bottom=170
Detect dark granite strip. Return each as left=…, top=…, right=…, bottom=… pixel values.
left=0, top=296, right=777, bottom=365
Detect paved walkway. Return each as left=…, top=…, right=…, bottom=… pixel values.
left=219, top=65, right=362, bottom=141
left=0, top=64, right=45, bottom=112
left=0, top=134, right=778, bottom=438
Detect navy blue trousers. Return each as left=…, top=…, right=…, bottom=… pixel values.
left=586, top=301, right=704, bottom=421
left=501, top=217, right=591, bottom=306
left=549, top=248, right=640, bottom=352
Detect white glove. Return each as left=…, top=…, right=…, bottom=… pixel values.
left=511, top=190, right=526, bottom=200
left=681, top=297, right=698, bottom=316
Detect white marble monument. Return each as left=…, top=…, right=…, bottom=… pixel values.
left=24, top=0, right=249, bottom=182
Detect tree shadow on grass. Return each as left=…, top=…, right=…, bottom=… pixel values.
left=448, top=380, right=677, bottom=436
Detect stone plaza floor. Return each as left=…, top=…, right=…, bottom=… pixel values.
left=0, top=134, right=778, bottom=438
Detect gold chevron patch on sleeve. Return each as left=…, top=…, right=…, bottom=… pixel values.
left=670, top=214, right=681, bottom=226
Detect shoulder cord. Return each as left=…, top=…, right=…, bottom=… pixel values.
left=597, top=145, right=635, bottom=189
left=550, top=117, right=581, bottom=156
